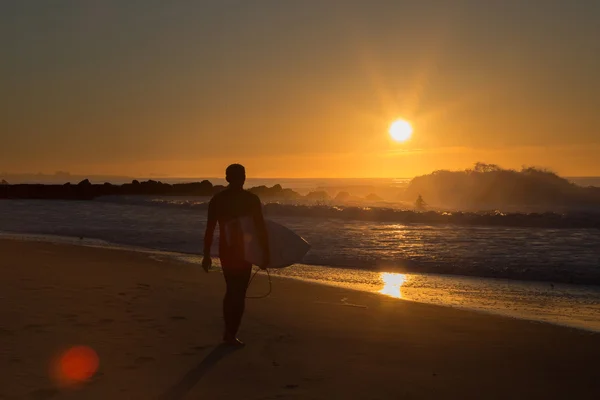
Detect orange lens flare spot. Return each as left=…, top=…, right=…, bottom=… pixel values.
left=52, top=346, right=99, bottom=386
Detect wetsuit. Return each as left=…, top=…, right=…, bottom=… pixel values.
left=203, top=187, right=268, bottom=338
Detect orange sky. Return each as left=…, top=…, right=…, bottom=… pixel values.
left=2, top=1, right=600, bottom=178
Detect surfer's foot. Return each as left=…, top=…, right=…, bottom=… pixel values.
left=223, top=334, right=245, bottom=347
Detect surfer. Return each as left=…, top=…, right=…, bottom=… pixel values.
left=202, top=164, right=270, bottom=346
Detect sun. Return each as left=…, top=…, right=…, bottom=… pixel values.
left=389, top=119, right=413, bottom=142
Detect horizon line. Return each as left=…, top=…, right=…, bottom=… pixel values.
left=3, top=173, right=600, bottom=180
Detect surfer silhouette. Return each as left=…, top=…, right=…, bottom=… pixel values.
left=202, top=164, right=270, bottom=346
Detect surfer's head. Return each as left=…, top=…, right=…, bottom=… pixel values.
left=226, top=164, right=246, bottom=187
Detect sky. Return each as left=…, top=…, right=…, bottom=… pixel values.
left=1, top=0, right=600, bottom=178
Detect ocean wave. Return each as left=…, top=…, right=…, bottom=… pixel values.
left=2, top=198, right=600, bottom=285
left=96, top=196, right=600, bottom=229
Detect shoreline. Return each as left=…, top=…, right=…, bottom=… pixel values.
left=2, top=229, right=598, bottom=286
left=2, top=232, right=600, bottom=333
left=1, top=239, right=599, bottom=399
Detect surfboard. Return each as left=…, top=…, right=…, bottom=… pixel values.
left=215, top=217, right=310, bottom=269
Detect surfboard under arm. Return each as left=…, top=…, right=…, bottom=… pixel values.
left=217, top=217, right=310, bottom=269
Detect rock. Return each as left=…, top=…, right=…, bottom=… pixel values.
left=280, top=188, right=301, bottom=200
left=335, top=191, right=351, bottom=202
left=248, top=185, right=301, bottom=199
left=173, top=180, right=213, bottom=195
left=365, top=193, right=383, bottom=202
left=0, top=179, right=303, bottom=202
left=199, top=180, right=213, bottom=190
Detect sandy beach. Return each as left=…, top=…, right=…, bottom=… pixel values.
left=1, top=239, right=599, bottom=399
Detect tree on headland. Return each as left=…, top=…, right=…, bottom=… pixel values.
left=471, top=162, right=501, bottom=173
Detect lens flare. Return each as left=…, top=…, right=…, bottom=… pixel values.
left=52, top=346, right=99, bottom=386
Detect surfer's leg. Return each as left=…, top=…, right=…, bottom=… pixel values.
left=230, top=263, right=251, bottom=337
left=222, top=261, right=252, bottom=340
left=222, top=262, right=234, bottom=336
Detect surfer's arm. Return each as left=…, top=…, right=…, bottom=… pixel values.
left=203, top=198, right=217, bottom=257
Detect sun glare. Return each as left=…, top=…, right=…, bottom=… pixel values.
left=389, top=119, right=413, bottom=142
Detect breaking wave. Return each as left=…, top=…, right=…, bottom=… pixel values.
left=97, top=196, right=600, bottom=229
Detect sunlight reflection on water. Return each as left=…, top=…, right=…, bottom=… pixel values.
left=379, top=272, right=407, bottom=298
left=262, top=263, right=600, bottom=332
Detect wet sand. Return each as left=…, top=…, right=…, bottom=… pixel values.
left=1, top=239, right=599, bottom=399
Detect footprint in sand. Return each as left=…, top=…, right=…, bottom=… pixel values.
left=177, top=351, right=196, bottom=356
left=29, top=388, right=59, bottom=399
left=124, top=357, right=155, bottom=369
left=0, top=327, right=14, bottom=336
left=135, top=317, right=154, bottom=323
left=303, top=376, right=325, bottom=383
left=135, top=356, right=155, bottom=365
left=275, top=334, right=292, bottom=343
left=23, top=323, right=50, bottom=333
left=189, top=345, right=210, bottom=353
left=23, top=323, right=45, bottom=330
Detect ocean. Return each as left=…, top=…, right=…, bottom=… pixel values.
left=1, top=195, right=599, bottom=332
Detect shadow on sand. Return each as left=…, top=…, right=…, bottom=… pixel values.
left=158, top=344, right=240, bottom=400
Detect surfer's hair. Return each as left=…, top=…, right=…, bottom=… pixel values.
left=226, top=164, right=246, bottom=183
